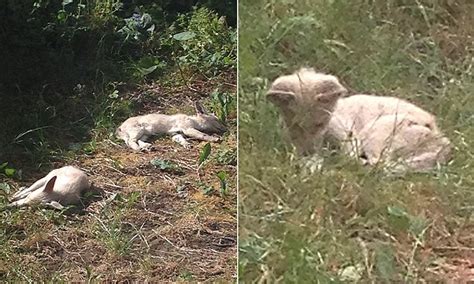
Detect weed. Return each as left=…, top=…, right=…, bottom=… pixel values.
left=201, top=184, right=215, bottom=196
left=114, top=192, right=141, bottom=210
left=118, top=11, right=154, bottom=42
left=150, top=158, right=183, bottom=174
left=178, top=270, right=194, bottom=281
left=198, top=142, right=212, bottom=168
left=217, top=171, right=228, bottom=196
left=84, top=265, right=100, bottom=283
left=166, top=7, right=236, bottom=75
left=211, top=90, right=235, bottom=123
left=94, top=214, right=134, bottom=256
left=0, top=162, right=16, bottom=178
left=215, top=148, right=237, bottom=166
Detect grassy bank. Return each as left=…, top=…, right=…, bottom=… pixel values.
left=239, top=0, right=473, bottom=282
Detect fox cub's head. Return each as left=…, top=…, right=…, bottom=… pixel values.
left=266, top=68, right=347, bottom=126
left=266, top=68, right=347, bottom=111
left=194, top=102, right=227, bottom=135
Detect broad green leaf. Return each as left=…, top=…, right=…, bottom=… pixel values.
left=217, top=171, right=227, bottom=181
left=57, top=10, right=67, bottom=22
left=198, top=143, right=211, bottom=166
left=217, top=171, right=227, bottom=195
left=5, top=168, right=15, bottom=177
left=173, top=31, right=196, bottom=41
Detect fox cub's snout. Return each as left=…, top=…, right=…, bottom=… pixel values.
left=194, top=105, right=227, bottom=135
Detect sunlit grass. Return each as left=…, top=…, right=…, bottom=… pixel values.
left=239, top=0, right=474, bottom=282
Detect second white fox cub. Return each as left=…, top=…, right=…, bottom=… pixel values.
left=267, top=68, right=452, bottom=172
left=9, top=166, right=91, bottom=208
left=116, top=102, right=227, bottom=151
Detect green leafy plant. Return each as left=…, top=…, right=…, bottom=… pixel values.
left=198, top=143, right=212, bottom=167
left=216, top=148, right=237, bottom=165
left=201, top=184, right=214, bottom=196
left=94, top=216, right=134, bottom=256
left=151, top=158, right=182, bottom=174
left=216, top=171, right=228, bottom=196
left=118, top=11, right=155, bottom=42
left=169, top=7, right=236, bottom=75
left=173, top=31, right=196, bottom=41
left=131, top=56, right=167, bottom=80
left=0, top=162, right=16, bottom=177
left=211, top=90, right=235, bottom=123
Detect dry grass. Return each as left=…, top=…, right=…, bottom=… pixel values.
left=0, top=73, right=237, bottom=282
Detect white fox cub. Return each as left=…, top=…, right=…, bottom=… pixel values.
left=116, top=101, right=227, bottom=151
left=9, top=166, right=91, bottom=208
left=267, top=68, right=452, bottom=172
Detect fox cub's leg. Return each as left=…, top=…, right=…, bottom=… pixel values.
left=171, top=134, right=191, bottom=148
left=10, top=176, right=48, bottom=201
left=137, top=140, right=152, bottom=150
left=182, top=128, right=219, bottom=142
left=126, top=138, right=141, bottom=151
left=125, top=128, right=147, bottom=150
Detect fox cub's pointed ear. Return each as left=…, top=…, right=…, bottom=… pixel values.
left=266, top=90, right=296, bottom=106
left=195, top=101, right=208, bottom=115
left=44, top=176, right=57, bottom=192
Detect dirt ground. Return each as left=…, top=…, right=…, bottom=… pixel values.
left=1, top=72, right=237, bottom=282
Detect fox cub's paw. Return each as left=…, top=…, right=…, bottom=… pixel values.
left=210, top=136, right=221, bottom=142
left=183, top=142, right=192, bottom=149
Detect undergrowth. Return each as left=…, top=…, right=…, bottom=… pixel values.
left=239, top=0, right=473, bottom=282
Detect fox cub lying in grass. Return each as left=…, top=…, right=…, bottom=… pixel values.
left=116, top=101, right=227, bottom=151
left=9, top=166, right=91, bottom=208
left=267, top=68, right=452, bottom=173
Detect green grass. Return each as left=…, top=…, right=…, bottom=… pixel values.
left=239, top=0, right=473, bottom=282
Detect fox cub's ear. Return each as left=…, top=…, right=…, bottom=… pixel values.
left=44, top=176, right=57, bottom=192
left=266, top=90, right=295, bottom=106
left=195, top=101, right=208, bottom=115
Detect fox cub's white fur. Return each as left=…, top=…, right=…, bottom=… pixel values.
left=9, top=166, right=91, bottom=208
left=116, top=102, right=227, bottom=150
left=267, top=68, right=452, bottom=172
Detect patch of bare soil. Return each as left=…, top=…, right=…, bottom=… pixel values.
left=2, top=72, right=237, bottom=282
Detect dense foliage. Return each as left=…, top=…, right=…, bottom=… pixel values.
left=0, top=0, right=236, bottom=160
